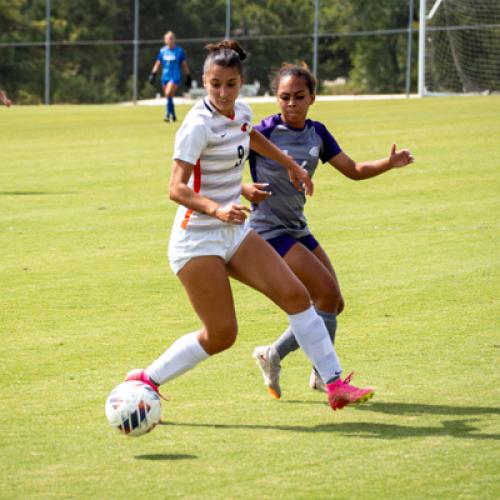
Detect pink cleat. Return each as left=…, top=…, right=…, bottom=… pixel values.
left=326, top=376, right=374, bottom=411
left=125, top=369, right=169, bottom=401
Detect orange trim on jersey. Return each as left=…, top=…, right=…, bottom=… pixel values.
left=181, top=210, right=193, bottom=230
left=181, top=159, right=201, bottom=230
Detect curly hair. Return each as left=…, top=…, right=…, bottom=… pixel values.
left=272, top=62, right=316, bottom=95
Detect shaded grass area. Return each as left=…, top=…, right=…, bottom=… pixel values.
left=0, top=97, right=499, bottom=498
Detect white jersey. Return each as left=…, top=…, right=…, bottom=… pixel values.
left=172, top=98, right=253, bottom=229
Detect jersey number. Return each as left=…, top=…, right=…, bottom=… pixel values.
left=233, top=145, right=245, bottom=168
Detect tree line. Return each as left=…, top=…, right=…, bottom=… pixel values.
left=1, top=0, right=420, bottom=103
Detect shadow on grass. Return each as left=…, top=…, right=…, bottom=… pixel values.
left=135, top=453, right=197, bottom=461
left=0, top=191, right=77, bottom=196
left=160, top=419, right=499, bottom=441
left=353, top=402, right=500, bottom=417
left=283, top=400, right=500, bottom=417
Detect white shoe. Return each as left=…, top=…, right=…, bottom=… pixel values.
left=309, top=368, right=327, bottom=393
left=252, top=346, right=282, bottom=399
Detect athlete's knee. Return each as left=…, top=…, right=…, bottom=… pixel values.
left=202, top=321, right=238, bottom=354
left=282, top=281, right=311, bottom=313
left=314, top=281, right=343, bottom=314
left=209, top=330, right=237, bottom=353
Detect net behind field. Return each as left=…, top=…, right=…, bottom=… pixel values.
left=425, top=0, right=500, bottom=93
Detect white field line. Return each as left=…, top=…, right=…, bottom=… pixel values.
left=121, top=94, right=421, bottom=107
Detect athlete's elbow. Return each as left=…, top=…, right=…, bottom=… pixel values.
left=342, top=171, right=362, bottom=181
left=348, top=168, right=364, bottom=181
left=169, top=184, right=182, bottom=202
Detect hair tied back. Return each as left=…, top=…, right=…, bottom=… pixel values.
left=205, top=39, right=247, bottom=61
left=203, top=39, right=247, bottom=73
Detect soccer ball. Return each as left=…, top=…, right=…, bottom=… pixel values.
left=105, top=380, right=161, bottom=437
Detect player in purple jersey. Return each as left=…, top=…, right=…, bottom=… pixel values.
left=244, top=63, right=414, bottom=399
left=149, top=31, right=191, bottom=122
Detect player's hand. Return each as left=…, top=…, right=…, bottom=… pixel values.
left=184, top=74, right=192, bottom=90
left=288, top=163, right=314, bottom=196
left=0, top=90, right=11, bottom=107
left=214, top=203, right=251, bottom=224
left=388, top=143, right=414, bottom=168
left=241, top=183, right=272, bottom=204
left=148, top=72, right=157, bottom=85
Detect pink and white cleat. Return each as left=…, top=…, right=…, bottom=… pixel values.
left=310, top=370, right=356, bottom=393
left=326, top=376, right=374, bottom=411
left=125, top=369, right=169, bottom=401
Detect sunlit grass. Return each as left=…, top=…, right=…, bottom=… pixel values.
left=0, top=96, right=499, bottom=498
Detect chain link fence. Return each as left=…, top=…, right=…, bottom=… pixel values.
left=2, top=0, right=496, bottom=104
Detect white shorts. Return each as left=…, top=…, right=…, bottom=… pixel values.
left=168, top=222, right=252, bottom=275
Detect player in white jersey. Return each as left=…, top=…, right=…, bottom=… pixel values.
left=125, top=40, right=374, bottom=412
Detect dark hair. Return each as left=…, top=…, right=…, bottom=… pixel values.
left=203, top=39, right=247, bottom=74
left=272, top=62, right=316, bottom=95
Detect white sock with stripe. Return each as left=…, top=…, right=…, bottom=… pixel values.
left=287, top=306, right=342, bottom=384
left=145, top=332, right=210, bottom=385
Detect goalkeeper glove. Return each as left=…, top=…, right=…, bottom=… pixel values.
left=148, top=72, right=157, bottom=85
left=184, top=74, right=192, bottom=90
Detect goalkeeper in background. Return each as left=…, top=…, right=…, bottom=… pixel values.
left=149, top=31, right=191, bottom=122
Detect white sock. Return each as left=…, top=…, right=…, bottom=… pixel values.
left=288, top=306, right=342, bottom=384
left=145, top=332, right=210, bottom=385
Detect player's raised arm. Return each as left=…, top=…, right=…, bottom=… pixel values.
left=329, top=143, right=414, bottom=181
left=250, top=129, right=313, bottom=195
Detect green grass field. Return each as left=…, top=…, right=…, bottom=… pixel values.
left=1, top=96, right=499, bottom=499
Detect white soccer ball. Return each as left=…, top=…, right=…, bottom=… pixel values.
left=105, top=380, right=161, bottom=437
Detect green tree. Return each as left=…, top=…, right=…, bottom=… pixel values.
left=318, top=0, right=416, bottom=93
left=0, top=0, right=425, bottom=102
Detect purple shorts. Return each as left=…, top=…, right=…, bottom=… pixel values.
left=266, top=233, right=319, bottom=258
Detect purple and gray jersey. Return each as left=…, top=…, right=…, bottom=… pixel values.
left=249, top=113, right=342, bottom=240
